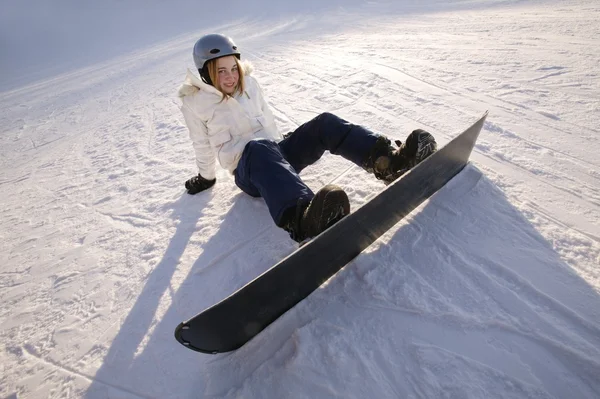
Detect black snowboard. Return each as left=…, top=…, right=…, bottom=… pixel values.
left=175, top=111, right=488, bottom=353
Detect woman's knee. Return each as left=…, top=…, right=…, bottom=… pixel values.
left=244, top=139, right=283, bottom=165
left=245, top=138, right=277, bottom=153
left=315, top=112, right=341, bottom=125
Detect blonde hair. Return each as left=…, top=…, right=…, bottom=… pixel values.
left=207, top=56, right=245, bottom=101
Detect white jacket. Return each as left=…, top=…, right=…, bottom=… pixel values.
left=178, top=64, right=282, bottom=180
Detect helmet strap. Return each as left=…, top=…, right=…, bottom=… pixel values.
left=199, top=66, right=213, bottom=86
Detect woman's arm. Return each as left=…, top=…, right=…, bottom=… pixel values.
left=181, top=103, right=217, bottom=180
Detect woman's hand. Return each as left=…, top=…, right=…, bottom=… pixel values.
left=185, top=174, right=216, bottom=195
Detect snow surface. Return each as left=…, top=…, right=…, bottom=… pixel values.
left=1, top=0, right=599, bottom=398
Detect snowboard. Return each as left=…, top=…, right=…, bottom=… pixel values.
left=175, top=111, right=488, bottom=354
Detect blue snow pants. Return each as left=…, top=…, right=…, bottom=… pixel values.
left=234, top=112, right=380, bottom=226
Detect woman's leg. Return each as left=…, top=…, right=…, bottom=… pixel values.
left=278, top=112, right=380, bottom=173
left=279, top=112, right=437, bottom=184
left=234, top=138, right=349, bottom=242
left=234, top=139, right=314, bottom=226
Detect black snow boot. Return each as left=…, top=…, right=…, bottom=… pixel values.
left=363, top=129, right=437, bottom=184
left=281, top=184, right=350, bottom=243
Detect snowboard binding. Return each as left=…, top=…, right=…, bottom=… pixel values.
left=364, top=129, right=437, bottom=184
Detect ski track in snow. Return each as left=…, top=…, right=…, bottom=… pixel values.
left=1, top=0, right=599, bottom=398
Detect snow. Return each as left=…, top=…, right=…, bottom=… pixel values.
left=1, top=0, right=599, bottom=397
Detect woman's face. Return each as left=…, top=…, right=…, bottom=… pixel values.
left=216, top=56, right=239, bottom=95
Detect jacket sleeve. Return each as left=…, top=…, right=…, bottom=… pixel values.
left=181, top=103, right=217, bottom=180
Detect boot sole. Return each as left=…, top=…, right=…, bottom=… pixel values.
left=306, top=184, right=351, bottom=238
left=319, top=189, right=351, bottom=231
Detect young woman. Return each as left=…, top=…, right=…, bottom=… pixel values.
left=179, top=34, right=437, bottom=243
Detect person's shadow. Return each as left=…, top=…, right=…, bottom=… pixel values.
left=83, top=181, right=295, bottom=398
left=85, top=165, right=600, bottom=398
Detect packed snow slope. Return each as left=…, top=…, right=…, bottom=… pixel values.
left=1, top=0, right=599, bottom=398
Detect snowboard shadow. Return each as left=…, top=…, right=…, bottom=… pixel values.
left=184, top=165, right=600, bottom=398
left=83, top=185, right=293, bottom=398
left=84, top=165, right=600, bottom=398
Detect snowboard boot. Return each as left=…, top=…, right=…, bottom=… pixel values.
left=363, top=129, right=437, bottom=184
left=282, top=184, right=351, bottom=243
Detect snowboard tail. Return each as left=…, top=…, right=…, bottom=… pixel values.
left=175, top=112, right=488, bottom=354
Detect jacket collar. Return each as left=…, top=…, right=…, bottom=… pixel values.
left=178, top=69, right=222, bottom=98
